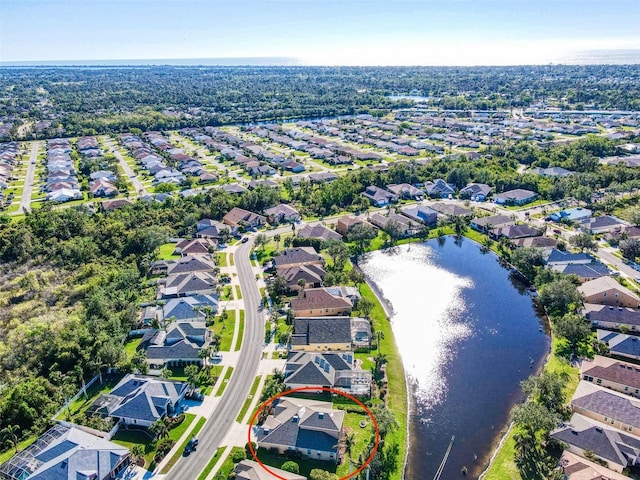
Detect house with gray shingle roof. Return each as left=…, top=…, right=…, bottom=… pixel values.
left=256, top=397, right=344, bottom=463
left=597, top=330, right=640, bottom=361
left=140, top=321, right=212, bottom=369
left=362, top=185, right=398, bottom=207
left=460, top=183, right=492, bottom=202
left=290, top=317, right=354, bottom=351
left=571, top=380, right=640, bottom=434
left=161, top=271, right=217, bottom=298
left=290, top=289, right=352, bottom=318
left=89, top=374, right=188, bottom=428
left=162, top=295, right=218, bottom=322
left=234, top=460, right=306, bottom=480
left=584, top=304, right=640, bottom=332
left=0, top=424, right=130, bottom=480
left=264, top=204, right=301, bottom=224
left=296, top=224, right=342, bottom=242
left=551, top=413, right=640, bottom=473
left=273, top=247, right=324, bottom=269
left=558, top=451, right=629, bottom=480
left=285, top=351, right=372, bottom=396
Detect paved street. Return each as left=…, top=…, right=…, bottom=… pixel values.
left=19, top=141, right=40, bottom=214
left=166, top=238, right=264, bottom=480
left=103, top=137, right=148, bottom=196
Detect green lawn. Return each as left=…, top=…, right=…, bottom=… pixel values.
left=214, top=447, right=246, bottom=479
left=169, top=413, right=196, bottom=443
left=229, top=253, right=235, bottom=266
left=215, top=367, right=234, bottom=397
left=58, top=373, right=124, bottom=420
left=111, top=429, right=156, bottom=467
left=210, top=311, right=235, bottom=351
left=0, top=435, right=36, bottom=464
left=336, top=410, right=374, bottom=478
left=234, top=310, right=245, bottom=351
left=221, top=285, right=233, bottom=301
left=252, top=447, right=337, bottom=478
left=197, top=446, right=226, bottom=480
left=158, top=243, right=179, bottom=260
left=124, top=337, right=142, bottom=360
left=217, top=253, right=228, bottom=267
left=160, top=416, right=206, bottom=474
left=236, top=375, right=262, bottom=423
left=234, top=284, right=243, bottom=300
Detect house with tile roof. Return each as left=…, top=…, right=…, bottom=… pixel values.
left=579, top=277, right=640, bottom=308
left=256, top=397, right=344, bottom=463
left=290, top=288, right=353, bottom=318
left=278, top=264, right=326, bottom=292
left=0, top=425, right=130, bottom=480
left=285, top=352, right=372, bottom=396
left=88, top=374, right=188, bottom=428
left=571, top=380, right=640, bottom=435
left=581, top=355, right=640, bottom=399
left=264, top=204, right=301, bottom=224
left=551, top=413, right=640, bottom=473
left=290, top=317, right=353, bottom=351
left=386, top=183, right=425, bottom=200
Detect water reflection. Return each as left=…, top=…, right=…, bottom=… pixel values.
left=360, top=240, right=549, bottom=479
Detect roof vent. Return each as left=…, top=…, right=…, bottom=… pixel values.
left=595, top=427, right=603, bottom=433
left=318, top=412, right=324, bottom=419
left=292, top=415, right=299, bottom=423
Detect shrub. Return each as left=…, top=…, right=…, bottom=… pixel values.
left=281, top=461, right=300, bottom=474
left=231, top=448, right=246, bottom=463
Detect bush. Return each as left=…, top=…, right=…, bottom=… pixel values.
left=310, top=469, right=338, bottom=480
left=244, top=441, right=257, bottom=456
left=281, top=461, right=300, bottom=474
left=231, top=448, right=246, bottom=463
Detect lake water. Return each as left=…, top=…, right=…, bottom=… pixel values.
left=358, top=238, right=550, bottom=480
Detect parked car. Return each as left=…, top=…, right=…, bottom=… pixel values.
left=241, top=236, right=249, bottom=243
left=183, top=437, right=199, bottom=456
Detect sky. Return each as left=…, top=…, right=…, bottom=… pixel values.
left=2, top=0, right=640, bottom=65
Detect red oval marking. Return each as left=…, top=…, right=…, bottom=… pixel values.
left=247, top=386, right=380, bottom=480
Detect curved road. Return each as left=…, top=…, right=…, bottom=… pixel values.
left=167, top=238, right=264, bottom=479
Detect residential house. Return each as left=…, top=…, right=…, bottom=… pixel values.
left=164, top=255, right=215, bottom=276
left=424, top=179, right=455, bottom=198
left=278, top=264, right=326, bottom=292
left=140, top=321, right=213, bottom=369
left=581, top=355, right=640, bottom=398
left=297, top=224, right=342, bottom=242
left=323, top=286, right=361, bottom=306
left=552, top=262, right=610, bottom=283
left=162, top=295, right=218, bottom=322
left=196, top=219, right=232, bottom=239
left=101, top=198, right=134, bottom=212
left=282, top=160, right=305, bottom=173
left=584, top=303, right=640, bottom=332
left=494, top=188, right=537, bottom=206
left=174, top=238, right=216, bottom=256
left=308, top=172, right=338, bottom=183
left=291, top=317, right=353, bottom=351
left=256, top=397, right=344, bottom=462
left=557, top=451, right=629, bottom=480
left=579, top=277, right=640, bottom=308
left=549, top=207, right=592, bottom=223
left=273, top=247, right=324, bottom=269
left=0, top=425, right=130, bottom=480
left=264, top=204, right=301, bottom=224
left=571, top=380, right=640, bottom=435
left=430, top=202, right=473, bottom=218
left=545, top=249, right=594, bottom=266
left=490, top=224, right=540, bottom=239
left=400, top=205, right=438, bottom=226
left=512, top=236, right=557, bottom=250
left=598, top=330, right=640, bottom=361
left=582, top=215, right=625, bottom=235
left=161, top=271, right=217, bottom=298
left=470, top=214, right=514, bottom=233
left=369, top=212, right=420, bottom=237
left=362, top=185, right=397, bottom=207
left=335, top=215, right=373, bottom=236
left=386, top=183, right=425, bottom=200
left=89, top=179, right=117, bottom=197
left=459, top=183, right=492, bottom=202
left=234, top=460, right=306, bottom=480
left=290, top=288, right=353, bottom=317
left=223, top=207, right=266, bottom=229
left=284, top=351, right=372, bottom=396
left=551, top=415, right=640, bottom=474
left=221, top=183, right=248, bottom=195
left=88, top=374, right=188, bottom=427
left=528, top=166, right=574, bottom=177
left=46, top=188, right=83, bottom=202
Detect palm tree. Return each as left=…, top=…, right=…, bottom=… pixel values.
left=274, top=233, right=281, bottom=251
left=159, top=367, right=172, bottom=379
left=342, top=432, right=356, bottom=460
left=150, top=419, right=169, bottom=440
left=130, top=444, right=145, bottom=466
left=1, top=425, right=19, bottom=453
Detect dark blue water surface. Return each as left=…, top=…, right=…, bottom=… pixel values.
left=359, top=238, right=550, bottom=479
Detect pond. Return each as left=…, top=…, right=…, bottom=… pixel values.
left=359, top=238, right=550, bottom=479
